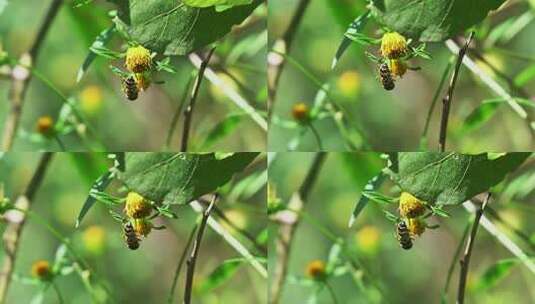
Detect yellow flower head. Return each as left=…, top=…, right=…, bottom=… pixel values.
left=125, top=45, right=152, bottom=73
left=133, top=218, right=153, bottom=237
left=80, top=85, right=103, bottom=115
left=337, top=71, right=361, bottom=96
left=305, top=260, right=326, bottom=280
left=83, top=225, right=106, bottom=254
left=31, top=260, right=52, bottom=280
left=292, top=102, right=310, bottom=122
left=381, top=32, right=408, bottom=59
left=356, top=225, right=381, bottom=254
left=389, top=59, right=407, bottom=78
left=134, top=72, right=151, bottom=91
left=399, top=192, right=426, bottom=218
left=36, top=116, right=54, bottom=136
left=408, top=218, right=426, bottom=237
left=124, top=192, right=152, bottom=219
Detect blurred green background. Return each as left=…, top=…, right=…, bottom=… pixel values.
left=268, top=152, right=535, bottom=303
left=0, top=152, right=267, bottom=303
left=0, top=1, right=267, bottom=152
left=268, top=0, right=535, bottom=151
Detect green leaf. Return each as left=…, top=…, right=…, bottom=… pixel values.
left=77, top=25, right=116, bottom=83
left=348, top=173, right=386, bottom=227
left=460, top=99, right=503, bottom=134
left=110, top=0, right=262, bottom=55
left=514, top=64, right=535, bottom=87
left=183, top=0, right=252, bottom=8
left=332, top=11, right=370, bottom=69
left=391, top=152, right=530, bottom=206
left=370, top=0, right=506, bottom=42
left=198, top=258, right=244, bottom=293
left=121, top=152, right=258, bottom=205
left=475, top=259, right=518, bottom=291
left=200, top=114, right=243, bottom=149
left=76, top=170, right=113, bottom=228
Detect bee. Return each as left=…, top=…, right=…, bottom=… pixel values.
left=396, top=220, right=413, bottom=250
left=122, top=75, right=139, bottom=101
left=378, top=62, right=395, bottom=91
left=123, top=221, right=140, bottom=250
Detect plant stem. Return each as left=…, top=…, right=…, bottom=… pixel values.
left=307, top=123, right=323, bottom=150
left=324, top=281, right=339, bottom=304
left=183, top=194, right=218, bottom=304
left=180, top=47, right=216, bottom=152
left=52, top=282, right=64, bottom=304
left=443, top=219, right=471, bottom=299
left=439, top=31, right=474, bottom=152
left=168, top=223, right=199, bottom=304
left=1, top=0, right=62, bottom=150
left=269, top=153, right=326, bottom=304
left=0, top=153, right=54, bottom=304
left=267, top=0, right=311, bottom=118
left=166, top=75, right=195, bottom=150
left=457, top=193, right=490, bottom=304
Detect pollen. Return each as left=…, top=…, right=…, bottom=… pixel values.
left=31, top=260, right=52, bottom=280
left=389, top=59, right=407, bottom=78
left=133, top=218, right=153, bottom=237
left=36, top=116, right=54, bottom=136
left=408, top=218, right=426, bottom=237
left=305, top=260, right=326, bottom=280
left=124, top=192, right=152, bottom=219
left=381, top=32, right=408, bottom=59
left=399, top=192, right=426, bottom=218
left=125, top=45, right=152, bottom=73
left=292, top=102, right=310, bottom=122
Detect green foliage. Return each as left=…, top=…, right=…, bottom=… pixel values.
left=198, top=258, right=244, bottom=293
left=200, top=114, right=244, bottom=149
left=183, top=0, right=252, bottom=8
left=110, top=0, right=262, bottom=55
left=121, top=152, right=259, bottom=205
left=390, top=152, right=530, bottom=206
left=370, top=0, right=506, bottom=41
left=475, top=259, right=518, bottom=291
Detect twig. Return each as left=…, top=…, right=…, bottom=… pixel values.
left=180, top=47, right=216, bottom=152
left=439, top=31, right=474, bottom=152
left=267, top=0, right=311, bottom=118
left=0, top=153, right=54, bottom=304
left=269, top=153, right=327, bottom=304
left=52, top=282, right=64, bottom=304
left=168, top=223, right=198, bottom=304
left=307, top=123, right=323, bottom=150
left=324, top=281, right=339, bottom=304
left=1, top=0, right=62, bottom=150
left=443, top=221, right=471, bottom=298
left=166, top=75, right=195, bottom=149
left=457, top=193, right=491, bottom=304
left=188, top=54, right=268, bottom=131
left=183, top=194, right=218, bottom=304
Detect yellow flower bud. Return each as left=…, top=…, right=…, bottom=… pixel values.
left=83, top=225, right=106, bottom=255
left=36, top=116, right=54, bottom=136
left=399, top=192, right=426, bottom=218
left=305, top=260, right=326, bottom=280
left=124, top=192, right=152, bottom=219
left=133, top=218, right=153, bottom=237
left=125, top=45, right=152, bottom=73
left=134, top=73, right=151, bottom=91
left=292, top=102, right=309, bottom=122
left=381, top=32, right=408, bottom=59
left=408, top=218, right=426, bottom=237
left=389, top=59, right=407, bottom=78
left=31, top=260, right=52, bottom=280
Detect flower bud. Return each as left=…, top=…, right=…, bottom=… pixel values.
left=36, top=116, right=54, bottom=136
left=125, top=45, right=152, bottom=73
left=124, top=192, right=152, bottom=219
left=292, top=102, right=310, bottom=122
left=399, top=192, right=426, bottom=218
left=381, top=32, right=408, bottom=59
left=31, top=260, right=52, bottom=280
left=305, top=260, right=326, bottom=280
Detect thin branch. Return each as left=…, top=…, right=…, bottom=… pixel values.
left=183, top=194, right=218, bottom=304
left=52, top=282, right=64, bottom=304
left=443, top=221, right=471, bottom=297
left=439, top=31, right=474, bottom=152
left=269, top=152, right=327, bottom=304
left=180, top=47, right=216, bottom=152
left=267, top=0, right=311, bottom=118
left=167, top=223, right=198, bottom=304
left=324, top=281, right=339, bottom=304
left=166, top=75, right=195, bottom=149
left=0, top=153, right=54, bottom=304
left=1, top=0, right=62, bottom=150
left=457, top=193, right=491, bottom=304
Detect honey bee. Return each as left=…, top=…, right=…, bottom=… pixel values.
left=123, top=221, right=140, bottom=250
left=396, top=220, right=413, bottom=250
left=378, top=62, right=395, bottom=91
left=123, top=75, right=139, bottom=101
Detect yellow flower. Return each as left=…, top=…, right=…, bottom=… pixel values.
left=134, top=73, right=151, bottom=91
left=80, top=85, right=103, bottom=115
left=408, top=218, right=426, bottom=237
left=291, top=102, right=310, bottom=122
left=389, top=59, right=407, bottom=78
left=305, top=260, right=326, bottom=280
left=124, top=192, right=152, bottom=219
left=31, top=260, right=52, bottom=280
left=83, top=225, right=106, bottom=255
left=399, top=192, right=426, bottom=218
left=337, top=71, right=361, bottom=97
left=356, top=225, right=381, bottom=254
left=125, top=45, right=152, bottom=73
left=381, top=32, right=408, bottom=59
left=133, top=218, right=153, bottom=237
left=36, top=116, right=54, bottom=136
